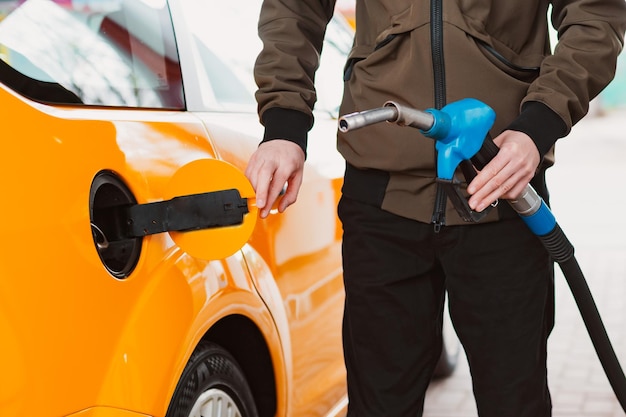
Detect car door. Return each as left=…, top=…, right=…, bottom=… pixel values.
left=175, top=0, right=351, bottom=414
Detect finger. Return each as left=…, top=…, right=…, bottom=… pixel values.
left=467, top=153, right=507, bottom=196
left=469, top=181, right=509, bottom=212
left=254, top=162, right=279, bottom=218
left=254, top=177, right=270, bottom=210
left=256, top=162, right=292, bottom=217
left=265, top=179, right=287, bottom=214
left=278, top=171, right=303, bottom=212
left=245, top=156, right=263, bottom=200
left=469, top=164, right=526, bottom=211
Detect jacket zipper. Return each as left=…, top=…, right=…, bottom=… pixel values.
left=430, top=0, right=447, bottom=232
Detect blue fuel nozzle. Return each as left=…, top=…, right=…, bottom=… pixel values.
left=421, top=98, right=496, bottom=180
left=338, top=98, right=498, bottom=223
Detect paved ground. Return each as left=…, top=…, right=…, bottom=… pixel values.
left=423, top=108, right=626, bottom=416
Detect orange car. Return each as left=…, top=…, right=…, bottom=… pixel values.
left=0, top=0, right=349, bottom=415
left=0, top=1, right=456, bottom=416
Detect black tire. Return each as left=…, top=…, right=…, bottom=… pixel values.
left=166, top=341, right=259, bottom=417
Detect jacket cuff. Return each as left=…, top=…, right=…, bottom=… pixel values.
left=260, top=107, right=312, bottom=157
left=505, top=101, right=567, bottom=159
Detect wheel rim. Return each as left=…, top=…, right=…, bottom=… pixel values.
left=189, top=388, right=243, bottom=417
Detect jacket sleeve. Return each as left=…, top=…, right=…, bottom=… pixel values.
left=508, top=0, right=626, bottom=157
left=254, top=0, right=337, bottom=154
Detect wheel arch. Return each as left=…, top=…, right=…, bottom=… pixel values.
left=161, top=246, right=292, bottom=417
left=204, top=315, right=277, bottom=417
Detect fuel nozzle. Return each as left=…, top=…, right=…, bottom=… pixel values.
left=339, top=101, right=438, bottom=132
left=339, top=99, right=494, bottom=181
left=338, top=99, right=496, bottom=222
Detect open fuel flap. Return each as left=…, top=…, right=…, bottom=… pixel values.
left=90, top=159, right=257, bottom=278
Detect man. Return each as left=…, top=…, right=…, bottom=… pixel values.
left=245, top=1, right=626, bottom=416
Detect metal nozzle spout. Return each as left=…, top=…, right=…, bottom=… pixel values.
left=338, top=106, right=398, bottom=132
left=338, top=102, right=435, bottom=133
left=384, top=101, right=434, bottom=131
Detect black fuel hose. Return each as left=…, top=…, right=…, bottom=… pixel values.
left=474, top=140, right=626, bottom=412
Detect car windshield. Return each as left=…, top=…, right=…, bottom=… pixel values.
left=0, top=0, right=183, bottom=109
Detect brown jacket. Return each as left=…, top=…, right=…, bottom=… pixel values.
left=254, top=0, right=626, bottom=225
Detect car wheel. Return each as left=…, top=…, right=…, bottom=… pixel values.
left=166, top=341, right=259, bottom=417
left=432, top=296, right=461, bottom=378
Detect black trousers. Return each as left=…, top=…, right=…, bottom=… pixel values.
left=338, top=196, right=554, bottom=417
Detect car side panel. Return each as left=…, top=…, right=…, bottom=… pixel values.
left=0, top=87, right=284, bottom=416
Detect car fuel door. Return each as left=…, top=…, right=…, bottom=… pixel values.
left=90, top=158, right=258, bottom=276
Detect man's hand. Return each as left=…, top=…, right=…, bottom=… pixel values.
left=245, top=139, right=305, bottom=218
left=467, top=130, right=540, bottom=212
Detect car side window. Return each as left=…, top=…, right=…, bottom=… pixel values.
left=179, top=0, right=353, bottom=115
left=0, top=0, right=183, bottom=109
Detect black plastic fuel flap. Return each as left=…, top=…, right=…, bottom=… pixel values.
left=101, top=189, right=249, bottom=240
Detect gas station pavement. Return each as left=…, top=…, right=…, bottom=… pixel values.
left=422, top=108, right=626, bottom=417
